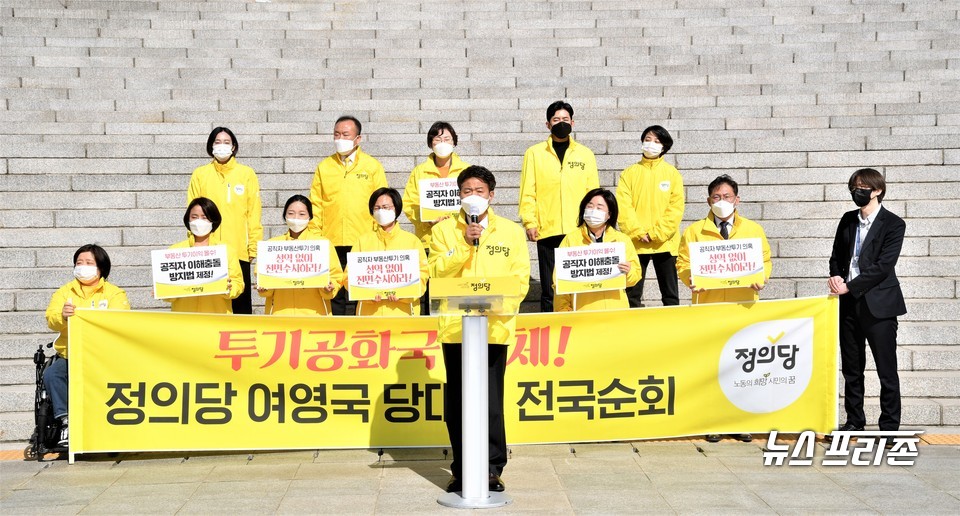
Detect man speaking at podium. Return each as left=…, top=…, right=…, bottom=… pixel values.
left=429, top=165, right=531, bottom=493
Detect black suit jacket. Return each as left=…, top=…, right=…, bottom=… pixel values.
left=829, top=206, right=907, bottom=319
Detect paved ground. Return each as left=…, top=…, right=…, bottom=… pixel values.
left=1, top=434, right=958, bottom=515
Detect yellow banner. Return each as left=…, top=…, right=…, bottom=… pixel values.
left=69, top=297, right=837, bottom=455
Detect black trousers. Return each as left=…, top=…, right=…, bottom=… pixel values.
left=330, top=246, right=357, bottom=316
left=442, top=343, right=508, bottom=479
left=419, top=248, right=431, bottom=315
left=536, top=235, right=565, bottom=312
left=839, top=294, right=901, bottom=430
left=626, top=252, right=679, bottom=308
left=232, top=260, right=253, bottom=315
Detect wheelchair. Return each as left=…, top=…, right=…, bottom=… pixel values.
left=23, top=342, right=67, bottom=461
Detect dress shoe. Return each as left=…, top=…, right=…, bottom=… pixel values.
left=825, top=422, right=864, bottom=441
left=733, top=433, right=753, bottom=442
left=489, top=473, right=505, bottom=492
left=445, top=476, right=461, bottom=493
left=705, top=434, right=721, bottom=443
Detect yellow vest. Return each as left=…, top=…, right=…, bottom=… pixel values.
left=519, top=137, right=600, bottom=239
left=307, top=148, right=387, bottom=247
left=349, top=223, right=429, bottom=317
left=46, top=278, right=130, bottom=358
left=677, top=211, right=772, bottom=305
left=187, top=157, right=263, bottom=261
left=258, top=230, right=344, bottom=316
left=429, top=208, right=531, bottom=344
left=554, top=225, right=641, bottom=312
left=615, top=157, right=685, bottom=255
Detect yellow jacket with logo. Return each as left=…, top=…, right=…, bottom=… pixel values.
left=615, top=157, right=685, bottom=255
left=554, top=225, right=642, bottom=312
left=519, top=137, right=600, bottom=239
left=258, top=229, right=343, bottom=316
left=46, top=278, right=130, bottom=358
left=187, top=157, right=263, bottom=262
left=402, top=152, right=471, bottom=250
left=307, top=148, right=387, bottom=247
left=676, top=211, right=772, bottom=305
left=167, top=232, right=244, bottom=314
left=348, top=223, right=429, bottom=317
left=429, top=208, right=531, bottom=344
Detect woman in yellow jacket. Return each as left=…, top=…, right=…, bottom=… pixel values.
left=615, top=125, right=684, bottom=308
left=554, top=188, right=641, bottom=312
left=348, top=188, right=429, bottom=316
left=187, top=126, right=263, bottom=315
left=168, top=197, right=244, bottom=314
left=402, top=122, right=470, bottom=314
left=45, top=244, right=130, bottom=447
left=257, top=194, right=343, bottom=316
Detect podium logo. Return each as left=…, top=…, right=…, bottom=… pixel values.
left=718, top=318, right=813, bottom=414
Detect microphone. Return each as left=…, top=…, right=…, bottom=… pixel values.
left=469, top=214, right=479, bottom=247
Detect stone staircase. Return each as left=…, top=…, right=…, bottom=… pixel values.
left=1, top=0, right=958, bottom=443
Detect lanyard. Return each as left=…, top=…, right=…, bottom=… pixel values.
left=854, top=224, right=862, bottom=260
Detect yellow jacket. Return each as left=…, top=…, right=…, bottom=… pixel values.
left=519, top=137, right=600, bottom=239
left=677, top=211, right=772, bottom=305
left=258, top=229, right=343, bottom=316
left=429, top=208, right=531, bottom=344
left=401, top=152, right=471, bottom=250
left=554, top=225, right=642, bottom=312
left=348, top=223, right=429, bottom=317
left=307, top=148, right=387, bottom=247
left=615, top=157, right=685, bottom=255
left=167, top=232, right=244, bottom=314
left=187, top=157, right=263, bottom=262
left=46, top=278, right=130, bottom=358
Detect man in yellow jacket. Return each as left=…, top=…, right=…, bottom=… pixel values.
left=519, top=100, right=599, bottom=312
left=677, top=174, right=772, bottom=305
left=430, top=166, right=530, bottom=494
left=308, top=115, right=387, bottom=315
left=676, top=174, right=771, bottom=444
left=615, top=125, right=684, bottom=308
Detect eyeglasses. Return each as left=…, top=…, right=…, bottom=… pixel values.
left=710, top=194, right=736, bottom=202
left=432, top=136, right=453, bottom=144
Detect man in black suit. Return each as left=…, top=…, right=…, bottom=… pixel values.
left=828, top=168, right=907, bottom=432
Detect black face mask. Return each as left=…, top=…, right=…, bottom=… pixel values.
left=550, top=122, right=572, bottom=139
left=851, top=188, right=873, bottom=207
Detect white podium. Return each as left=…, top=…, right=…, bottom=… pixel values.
left=431, top=278, right=521, bottom=509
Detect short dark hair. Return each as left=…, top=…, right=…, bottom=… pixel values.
left=335, top=115, right=362, bottom=135
left=457, top=165, right=496, bottom=191
left=183, top=197, right=223, bottom=233
left=848, top=168, right=886, bottom=202
left=641, top=125, right=673, bottom=156
left=368, top=187, right=403, bottom=218
left=546, top=100, right=574, bottom=120
left=426, top=121, right=458, bottom=148
left=206, top=127, right=238, bottom=158
left=73, top=244, right=112, bottom=280
left=282, top=194, right=313, bottom=221
left=708, top=175, right=739, bottom=197
left=577, top=188, right=619, bottom=230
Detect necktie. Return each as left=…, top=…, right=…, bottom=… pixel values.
left=720, top=222, right=729, bottom=240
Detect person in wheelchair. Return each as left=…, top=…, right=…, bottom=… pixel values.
left=44, top=244, right=130, bottom=448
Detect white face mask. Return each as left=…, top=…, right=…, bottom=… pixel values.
left=373, top=209, right=397, bottom=226
left=334, top=138, right=356, bottom=156
left=212, top=144, right=233, bottom=161
left=460, top=194, right=489, bottom=217
left=433, top=142, right=454, bottom=159
left=583, top=208, right=608, bottom=228
left=189, top=218, right=213, bottom=237
left=711, top=200, right=735, bottom=220
left=74, top=265, right=99, bottom=283
left=641, top=141, right=663, bottom=158
left=285, top=218, right=309, bottom=233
